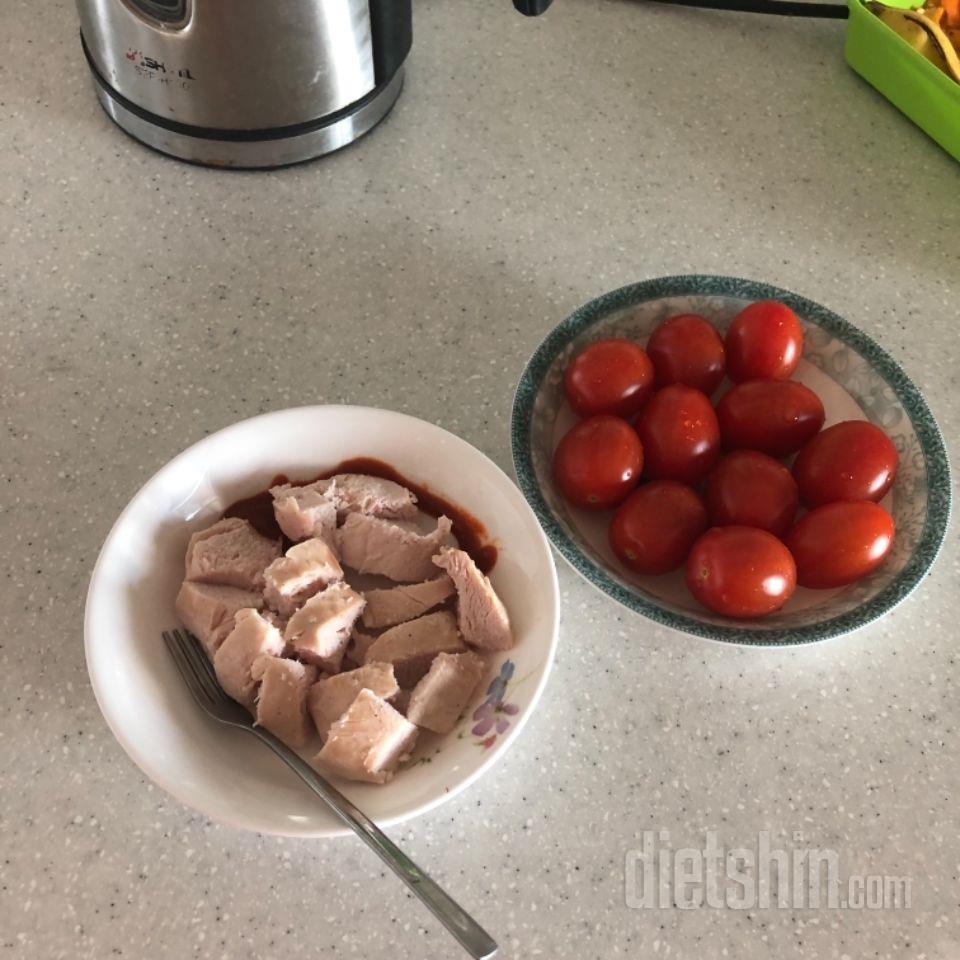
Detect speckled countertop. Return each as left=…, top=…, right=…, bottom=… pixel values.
left=2, top=0, right=959, bottom=957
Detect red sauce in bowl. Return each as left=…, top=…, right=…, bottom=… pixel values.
left=224, top=457, right=497, bottom=573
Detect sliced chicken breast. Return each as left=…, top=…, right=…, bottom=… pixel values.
left=213, top=608, right=285, bottom=711
left=307, top=663, right=399, bottom=740
left=391, top=688, right=412, bottom=716
left=270, top=481, right=338, bottom=545
left=433, top=548, right=514, bottom=651
left=361, top=576, right=455, bottom=630
left=314, top=689, right=418, bottom=784
left=345, top=627, right=377, bottom=669
left=263, top=538, right=344, bottom=617
left=174, top=580, right=263, bottom=660
left=406, top=651, right=486, bottom=734
left=283, top=581, right=365, bottom=672
left=362, top=610, right=466, bottom=688
left=251, top=655, right=318, bottom=748
left=337, top=514, right=455, bottom=583
left=185, top=517, right=280, bottom=591
left=317, top=474, right=418, bottom=521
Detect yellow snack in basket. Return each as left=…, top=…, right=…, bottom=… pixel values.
left=870, top=0, right=960, bottom=82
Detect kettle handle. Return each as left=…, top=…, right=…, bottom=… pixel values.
left=514, top=0, right=554, bottom=14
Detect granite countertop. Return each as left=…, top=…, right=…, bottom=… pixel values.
left=2, top=0, right=958, bottom=957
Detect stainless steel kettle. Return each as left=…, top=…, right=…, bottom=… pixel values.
left=76, top=0, right=553, bottom=168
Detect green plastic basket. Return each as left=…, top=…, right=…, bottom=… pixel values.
left=845, top=0, right=960, bottom=161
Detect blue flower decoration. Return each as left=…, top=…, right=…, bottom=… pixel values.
left=485, top=659, right=514, bottom=703
left=472, top=660, right=519, bottom=748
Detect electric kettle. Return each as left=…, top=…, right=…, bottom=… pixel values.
left=76, top=0, right=554, bottom=168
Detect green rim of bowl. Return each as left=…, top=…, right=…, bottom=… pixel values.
left=511, top=274, right=952, bottom=645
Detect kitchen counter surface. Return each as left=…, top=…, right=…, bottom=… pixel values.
left=2, top=1, right=959, bottom=957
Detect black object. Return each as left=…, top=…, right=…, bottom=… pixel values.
left=369, top=0, right=413, bottom=84
left=515, top=0, right=846, bottom=17
left=642, top=0, right=848, bottom=16
left=514, top=0, right=555, bottom=14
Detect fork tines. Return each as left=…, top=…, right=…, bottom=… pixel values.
left=162, top=628, right=222, bottom=708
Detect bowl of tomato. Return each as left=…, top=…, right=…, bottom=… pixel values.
left=511, top=275, right=951, bottom=645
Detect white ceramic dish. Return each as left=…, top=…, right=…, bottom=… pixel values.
left=85, top=406, right=560, bottom=838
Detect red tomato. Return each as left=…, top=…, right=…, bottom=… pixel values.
left=792, top=420, right=899, bottom=507
left=785, top=501, right=894, bottom=588
left=716, top=380, right=825, bottom=457
left=609, top=481, right=708, bottom=575
left=634, top=385, right=720, bottom=484
left=685, top=526, right=797, bottom=618
left=646, top=314, right=726, bottom=396
left=553, top=415, right=643, bottom=510
left=564, top=338, right=655, bottom=418
left=725, top=300, right=804, bottom=382
left=705, top=450, right=799, bottom=537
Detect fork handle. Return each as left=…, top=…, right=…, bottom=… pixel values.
left=252, top=729, right=498, bottom=960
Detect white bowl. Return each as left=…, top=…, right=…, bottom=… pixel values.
left=85, top=406, right=559, bottom=838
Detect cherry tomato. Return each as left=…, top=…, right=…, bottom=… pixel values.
left=609, top=480, right=708, bottom=575
left=553, top=415, right=643, bottom=510
left=685, top=526, right=796, bottom=618
left=725, top=300, right=804, bottom=382
left=646, top=314, right=726, bottom=396
left=705, top=450, right=799, bottom=537
left=785, top=501, right=894, bottom=588
left=634, top=385, right=720, bottom=484
left=716, top=379, right=825, bottom=457
left=792, top=420, right=899, bottom=508
left=564, top=338, right=655, bottom=419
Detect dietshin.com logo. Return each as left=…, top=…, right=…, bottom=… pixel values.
left=625, top=831, right=911, bottom=910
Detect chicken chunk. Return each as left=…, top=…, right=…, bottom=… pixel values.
left=185, top=517, right=280, bottom=591
left=362, top=610, right=467, bottom=688
left=391, top=688, right=412, bottom=716
left=174, top=581, right=263, bottom=660
left=361, top=576, right=455, bottom=630
left=406, top=652, right=486, bottom=734
left=261, top=609, right=289, bottom=634
left=307, top=663, right=400, bottom=740
left=213, top=608, right=285, bottom=711
left=433, top=548, right=514, bottom=651
left=283, top=582, right=365, bottom=672
left=313, top=689, right=418, bottom=784
left=251, top=656, right=318, bottom=748
left=270, top=481, right=338, bottom=545
left=263, top=538, right=344, bottom=616
left=337, top=514, right=455, bottom=582
left=317, top=474, right=418, bottom=521
left=345, top=627, right=376, bottom=668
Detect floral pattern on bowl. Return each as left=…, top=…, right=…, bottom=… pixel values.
left=471, top=660, right=520, bottom=749
left=511, top=275, right=951, bottom=646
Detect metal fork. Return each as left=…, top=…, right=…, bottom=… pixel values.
left=162, top=628, right=497, bottom=960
